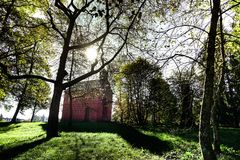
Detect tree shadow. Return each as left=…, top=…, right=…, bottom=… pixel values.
left=175, top=130, right=199, bottom=142
left=59, top=122, right=172, bottom=155
left=40, top=123, right=48, bottom=131
left=219, top=128, right=240, bottom=150
left=0, top=122, right=13, bottom=127
left=172, top=127, right=240, bottom=151
left=0, top=122, right=20, bottom=133
left=0, top=137, right=49, bottom=160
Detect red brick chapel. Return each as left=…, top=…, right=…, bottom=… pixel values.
left=62, top=70, right=112, bottom=122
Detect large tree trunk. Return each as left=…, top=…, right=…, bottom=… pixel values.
left=212, top=8, right=226, bottom=154
left=199, top=0, right=220, bottom=160
left=47, top=84, right=63, bottom=138
left=46, top=18, right=75, bottom=138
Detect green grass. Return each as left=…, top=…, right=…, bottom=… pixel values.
left=0, top=122, right=239, bottom=160
left=0, top=122, right=45, bottom=152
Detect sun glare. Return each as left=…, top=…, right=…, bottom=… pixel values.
left=86, top=47, right=98, bottom=61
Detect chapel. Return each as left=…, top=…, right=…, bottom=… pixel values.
left=62, top=70, right=112, bottom=122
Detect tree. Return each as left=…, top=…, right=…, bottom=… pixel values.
left=224, top=56, right=240, bottom=127
left=0, top=74, right=11, bottom=100
left=115, top=58, right=158, bottom=125
left=149, top=76, right=177, bottom=126
left=10, top=42, right=51, bottom=122
left=114, top=57, right=176, bottom=125
left=46, top=0, right=148, bottom=138
left=0, top=0, right=148, bottom=137
left=224, top=1, right=240, bottom=128
left=211, top=8, right=228, bottom=154
left=0, top=0, right=51, bottom=105
left=169, top=70, right=195, bottom=128
left=199, top=0, right=220, bottom=159
left=26, top=79, right=51, bottom=122
left=0, top=0, right=50, bottom=63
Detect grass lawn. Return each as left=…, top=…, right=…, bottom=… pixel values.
left=0, top=122, right=239, bottom=160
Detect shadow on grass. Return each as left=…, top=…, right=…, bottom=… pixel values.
left=40, top=123, right=48, bottom=131
left=0, top=122, right=13, bottom=127
left=59, top=122, right=171, bottom=155
left=0, top=122, right=20, bottom=133
left=173, top=127, right=240, bottom=150
left=0, top=137, right=49, bottom=160
left=175, top=130, right=199, bottom=142
left=220, top=127, right=240, bottom=150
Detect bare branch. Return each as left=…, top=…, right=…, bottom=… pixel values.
left=68, top=0, right=77, bottom=10
left=69, top=8, right=123, bottom=50
left=224, top=33, right=240, bottom=39
left=63, top=0, right=147, bottom=89
left=55, top=0, right=72, bottom=18
left=222, top=1, right=240, bottom=14
left=0, top=63, right=55, bottom=83
left=47, top=10, right=65, bottom=39
left=157, top=53, right=205, bottom=68
left=151, top=24, right=209, bottom=35
left=74, top=0, right=95, bottom=18
left=69, top=32, right=108, bottom=50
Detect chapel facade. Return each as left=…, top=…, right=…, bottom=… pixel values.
left=61, top=70, right=112, bottom=122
